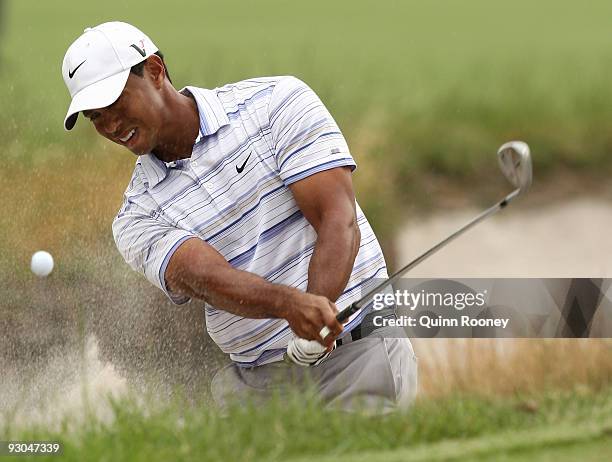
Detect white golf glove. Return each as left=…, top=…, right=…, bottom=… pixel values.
left=286, top=337, right=335, bottom=367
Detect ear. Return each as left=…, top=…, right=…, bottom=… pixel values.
left=144, top=54, right=166, bottom=89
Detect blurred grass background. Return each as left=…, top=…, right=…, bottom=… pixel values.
left=2, top=0, right=612, bottom=250
left=2, top=1, right=612, bottom=459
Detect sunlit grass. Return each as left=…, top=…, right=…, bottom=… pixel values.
left=3, top=384, right=612, bottom=462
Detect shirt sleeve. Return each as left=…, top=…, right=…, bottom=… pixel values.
left=268, top=76, right=357, bottom=185
left=112, top=199, right=196, bottom=305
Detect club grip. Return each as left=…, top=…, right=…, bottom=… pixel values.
left=336, top=301, right=360, bottom=323
left=318, top=302, right=360, bottom=340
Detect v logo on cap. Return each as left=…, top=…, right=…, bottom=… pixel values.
left=130, top=43, right=146, bottom=57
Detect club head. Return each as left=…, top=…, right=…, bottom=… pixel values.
left=497, top=141, right=532, bottom=193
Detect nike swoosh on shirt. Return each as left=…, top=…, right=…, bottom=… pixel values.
left=130, top=44, right=146, bottom=57
left=68, top=60, right=86, bottom=79
left=236, top=153, right=252, bottom=173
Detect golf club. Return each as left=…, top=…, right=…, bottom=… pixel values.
left=320, top=141, right=532, bottom=339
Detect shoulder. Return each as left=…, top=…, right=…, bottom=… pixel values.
left=267, top=76, right=311, bottom=101
left=213, top=76, right=308, bottom=107
left=114, top=160, right=148, bottom=215
left=126, top=160, right=148, bottom=197
left=267, top=77, right=324, bottom=123
left=215, top=76, right=289, bottom=93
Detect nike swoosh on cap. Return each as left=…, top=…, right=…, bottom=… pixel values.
left=68, top=60, right=87, bottom=79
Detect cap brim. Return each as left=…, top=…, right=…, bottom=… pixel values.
left=64, top=69, right=130, bottom=131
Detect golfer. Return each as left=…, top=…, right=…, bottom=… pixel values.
left=61, top=21, right=417, bottom=412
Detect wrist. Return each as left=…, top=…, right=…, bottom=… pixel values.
left=268, top=284, right=303, bottom=320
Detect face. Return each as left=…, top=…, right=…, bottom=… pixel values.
left=82, top=61, right=164, bottom=156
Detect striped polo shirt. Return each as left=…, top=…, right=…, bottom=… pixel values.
left=112, top=76, right=388, bottom=366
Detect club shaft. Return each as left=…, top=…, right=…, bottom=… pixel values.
left=336, top=188, right=521, bottom=322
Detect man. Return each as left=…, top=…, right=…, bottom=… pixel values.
left=62, top=21, right=417, bottom=411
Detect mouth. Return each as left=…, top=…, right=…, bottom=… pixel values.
left=118, top=128, right=137, bottom=145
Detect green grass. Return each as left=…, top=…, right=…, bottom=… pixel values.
left=3, top=386, right=612, bottom=461
left=292, top=420, right=612, bottom=462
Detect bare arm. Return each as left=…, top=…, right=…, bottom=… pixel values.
left=289, top=166, right=361, bottom=303
left=165, top=238, right=342, bottom=347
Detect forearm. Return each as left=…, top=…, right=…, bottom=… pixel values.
left=171, top=261, right=300, bottom=319
left=165, top=237, right=342, bottom=344
left=307, top=217, right=361, bottom=302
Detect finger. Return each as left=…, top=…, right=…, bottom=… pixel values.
left=301, top=329, right=319, bottom=342
left=319, top=324, right=340, bottom=348
left=322, top=307, right=343, bottom=336
left=315, top=326, right=334, bottom=347
left=319, top=302, right=343, bottom=339
left=319, top=325, right=331, bottom=340
left=322, top=300, right=341, bottom=323
left=293, top=323, right=317, bottom=342
left=319, top=323, right=341, bottom=341
left=293, top=315, right=325, bottom=341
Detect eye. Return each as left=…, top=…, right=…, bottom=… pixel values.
left=85, top=111, right=100, bottom=121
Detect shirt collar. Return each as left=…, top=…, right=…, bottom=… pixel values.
left=137, top=86, right=230, bottom=189
left=182, top=86, right=231, bottom=137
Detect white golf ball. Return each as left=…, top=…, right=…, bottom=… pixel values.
left=31, top=251, right=54, bottom=277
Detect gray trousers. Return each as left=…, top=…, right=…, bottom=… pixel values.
left=211, top=326, right=418, bottom=413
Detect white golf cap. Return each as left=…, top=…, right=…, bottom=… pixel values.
left=62, top=21, right=158, bottom=131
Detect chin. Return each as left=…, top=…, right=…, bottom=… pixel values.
left=130, top=141, right=151, bottom=157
